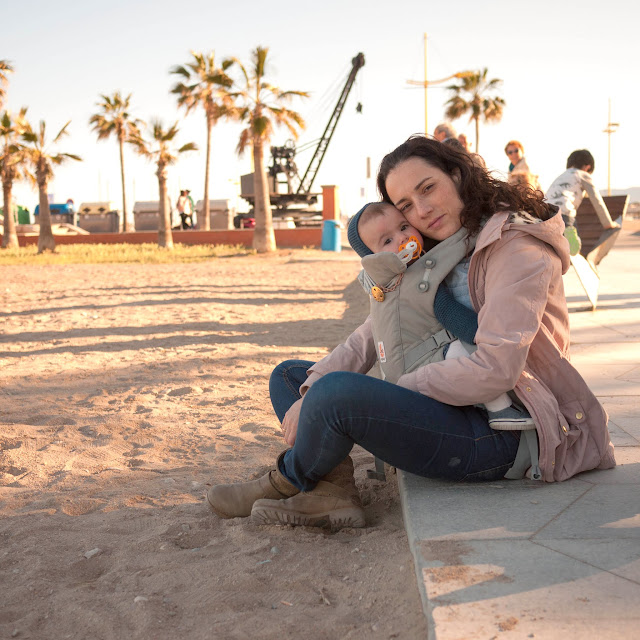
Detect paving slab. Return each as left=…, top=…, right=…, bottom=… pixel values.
left=419, top=539, right=640, bottom=640
left=399, top=222, right=640, bottom=638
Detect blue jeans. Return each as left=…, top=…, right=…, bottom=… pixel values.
left=269, top=360, right=520, bottom=491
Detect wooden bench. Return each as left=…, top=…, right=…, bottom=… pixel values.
left=576, top=194, right=629, bottom=265
left=570, top=194, right=629, bottom=310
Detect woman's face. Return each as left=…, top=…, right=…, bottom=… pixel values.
left=384, top=157, right=464, bottom=242
left=505, top=145, right=523, bottom=164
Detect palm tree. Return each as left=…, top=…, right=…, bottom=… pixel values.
left=0, top=60, right=14, bottom=110
left=130, top=120, right=197, bottom=249
left=229, top=47, right=309, bottom=252
left=444, top=68, right=505, bottom=153
left=22, top=120, right=82, bottom=253
left=170, top=51, right=234, bottom=231
left=89, top=92, right=143, bottom=232
left=1, top=108, right=31, bottom=248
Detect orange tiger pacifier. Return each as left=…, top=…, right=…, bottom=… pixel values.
left=397, top=236, right=423, bottom=264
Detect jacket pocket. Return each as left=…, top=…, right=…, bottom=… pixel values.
left=556, top=399, right=602, bottom=476
left=557, top=400, right=587, bottom=443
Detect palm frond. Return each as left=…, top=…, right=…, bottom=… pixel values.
left=229, top=57, right=250, bottom=86
left=236, top=128, right=250, bottom=155
left=22, top=130, right=38, bottom=144
left=57, top=152, right=82, bottom=162
left=0, top=59, right=14, bottom=106
left=162, top=122, right=180, bottom=142
left=281, top=89, right=311, bottom=101
left=52, top=121, right=72, bottom=144
left=178, top=142, right=198, bottom=153
left=170, top=65, right=191, bottom=79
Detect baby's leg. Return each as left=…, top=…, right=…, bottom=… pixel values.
left=484, top=395, right=513, bottom=412
left=445, top=339, right=533, bottom=427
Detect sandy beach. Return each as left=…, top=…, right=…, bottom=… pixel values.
left=0, top=249, right=427, bottom=639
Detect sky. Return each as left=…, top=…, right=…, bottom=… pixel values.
left=3, top=0, right=640, bottom=219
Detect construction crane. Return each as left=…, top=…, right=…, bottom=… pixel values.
left=239, top=52, right=365, bottom=221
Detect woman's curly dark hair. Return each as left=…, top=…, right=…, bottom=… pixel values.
left=377, top=135, right=554, bottom=237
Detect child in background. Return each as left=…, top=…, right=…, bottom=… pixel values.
left=545, top=149, right=620, bottom=256
left=350, top=202, right=534, bottom=430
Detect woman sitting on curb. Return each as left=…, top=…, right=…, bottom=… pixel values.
left=206, top=135, right=615, bottom=530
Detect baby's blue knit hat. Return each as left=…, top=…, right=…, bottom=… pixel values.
left=347, top=203, right=375, bottom=258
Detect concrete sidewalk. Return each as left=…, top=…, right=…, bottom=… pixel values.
left=399, top=222, right=640, bottom=639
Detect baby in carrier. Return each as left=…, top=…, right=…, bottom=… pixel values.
left=348, top=201, right=534, bottom=430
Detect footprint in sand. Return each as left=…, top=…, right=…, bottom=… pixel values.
left=217, top=395, right=251, bottom=406
left=239, top=422, right=272, bottom=434
left=60, top=498, right=106, bottom=516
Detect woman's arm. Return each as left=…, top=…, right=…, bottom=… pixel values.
left=300, top=315, right=377, bottom=395
left=434, top=284, right=478, bottom=345
left=283, top=316, right=376, bottom=446
left=399, top=232, right=557, bottom=405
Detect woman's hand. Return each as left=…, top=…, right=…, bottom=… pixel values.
left=281, top=398, right=303, bottom=446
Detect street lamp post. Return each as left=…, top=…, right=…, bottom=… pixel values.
left=406, top=33, right=474, bottom=136
left=423, top=32, right=427, bottom=135
left=603, top=98, right=619, bottom=196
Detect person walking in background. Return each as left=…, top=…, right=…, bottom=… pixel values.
left=433, top=122, right=457, bottom=142
left=66, top=198, right=77, bottom=227
left=176, top=190, right=186, bottom=226
left=186, top=189, right=197, bottom=229
left=176, top=190, right=193, bottom=229
left=504, top=140, right=541, bottom=191
left=545, top=149, right=620, bottom=256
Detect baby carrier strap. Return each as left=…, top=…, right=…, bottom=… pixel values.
left=403, top=327, right=457, bottom=371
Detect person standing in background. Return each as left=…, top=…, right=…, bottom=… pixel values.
left=186, top=190, right=197, bottom=229
left=66, top=198, right=77, bottom=227
left=433, top=122, right=457, bottom=142
left=457, top=133, right=472, bottom=152
left=505, top=140, right=541, bottom=191
left=177, top=190, right=192, bottom=229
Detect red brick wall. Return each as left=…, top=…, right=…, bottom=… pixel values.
left=17, top=228, right=323, bottom=249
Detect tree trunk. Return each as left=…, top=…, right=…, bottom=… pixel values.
left=2, top=175, right=19, bottom=249
left=474, top=116, right=480, bottom=154
left=156, top=163, right=173, bottom=249
left=37, top=169, right=56, bottom=253
left=119, top=135, right=130, bottom=232
left=202, top=115, right=212, bottom=231
left=251, top=138, right=276, bottom=253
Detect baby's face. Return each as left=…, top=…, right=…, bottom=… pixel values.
left=360, top=206, right=423, bottom=254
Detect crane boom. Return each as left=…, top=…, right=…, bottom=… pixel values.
left=296, top=52, right=365, bottom=196
left=237, top=52, right=365, bottom=225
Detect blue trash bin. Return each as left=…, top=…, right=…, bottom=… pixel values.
left=321, top=219, right=341, bottom=252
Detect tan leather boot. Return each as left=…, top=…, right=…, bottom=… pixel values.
left=251, top=455, right=365, bottom=529
left=207, top=451, right=299, bottom=518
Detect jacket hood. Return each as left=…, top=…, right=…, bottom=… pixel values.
left=477, top=208, right=571, bottom=274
